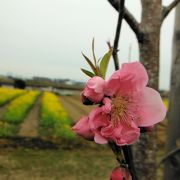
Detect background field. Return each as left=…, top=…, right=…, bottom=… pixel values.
left=0, top=87, right=168, bottom=179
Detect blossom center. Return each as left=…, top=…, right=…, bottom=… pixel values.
left=111, top=96, right=129, bottom=127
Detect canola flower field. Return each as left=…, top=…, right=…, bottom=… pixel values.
left=0, top=87, right=75, bottom=140
left=0, top=87, right=168, bottom=143
left=0, top=87, right=25, bottom=106
left=3, top=90, right=40, bottom=124
left=40, top=92, right=75, bottom=140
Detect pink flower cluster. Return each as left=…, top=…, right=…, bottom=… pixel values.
left=73, top=62, right=166, bottom=146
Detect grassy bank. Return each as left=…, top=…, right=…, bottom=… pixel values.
left=0, top=144, right=116, bottom=180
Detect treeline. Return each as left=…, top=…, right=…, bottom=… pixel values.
left=0, top=75, right=84, bottom=91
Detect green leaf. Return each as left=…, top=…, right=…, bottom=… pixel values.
left=81, top=68, right=95, bottom=78
left=100, top=48, right=113, bottom=79
left=82, top=53, right=97, bottom=74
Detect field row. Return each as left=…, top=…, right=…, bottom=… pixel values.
left=0, top=87, right=169, bottom=142
left=0, top=87, right=75, bottom=141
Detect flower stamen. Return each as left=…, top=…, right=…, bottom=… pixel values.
left=111, top=96, right=129, bottom=127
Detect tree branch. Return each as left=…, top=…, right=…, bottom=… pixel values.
left=112, top=0, right=125, bottom=70
left=161, top=148, right=180, bottom=164
left=162, top=0, right=180, bottom=20
left=107, top=0, right=142, bottom=39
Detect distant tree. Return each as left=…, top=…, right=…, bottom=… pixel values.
left=164, top=3, right=180, bottom=180
left=107, top=0, right=180, bottom=179
left=14, top=79, right=26, bottom=89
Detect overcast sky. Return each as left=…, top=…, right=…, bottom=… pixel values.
left=0, top=0, right=176, bottom=90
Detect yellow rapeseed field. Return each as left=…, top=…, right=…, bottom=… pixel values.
left=3, top=90, right=40, bottom=124
left=0, top=87, right=25, bottom=106
left=41, top=92, right=75, bottom=139
left=163, top=98, right=169, bottom=109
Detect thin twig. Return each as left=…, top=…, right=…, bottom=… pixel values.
left=160, top=148, right=180, bottom=164
left=107, top=0, right=141, bottom=37
left=112, top=0, right=125, bottom=70
left=108, top=142, right=125, bottom=165
left=162, top=0, right=180, bottom=20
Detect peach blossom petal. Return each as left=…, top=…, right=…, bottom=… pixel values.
left=121, top=62, right=148, bottom=88
left=94, top=132, right=108, bottom=144
left=89, top=107, right=109, bottom=130
left=72, top=116, right=94, bottom=140
left=136, top=87, right=167, bottom=127
left=106, top=62, right=148, bottom=96
left=112, top=121, right=140, bottom=146
left=87, top=76, right=105, bottom=93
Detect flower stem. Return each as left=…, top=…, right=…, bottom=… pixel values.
left=113, top=0, right=125, bottom=70
left=122, top=146, right=138, bottom=180
left=109, top=141, right=138, bottom=180
left=108, top=141, right=126, bottom=165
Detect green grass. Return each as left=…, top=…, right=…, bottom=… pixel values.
left=0, top=145, right=117, bottom=180
left=0, top=121, right=17, bottom=137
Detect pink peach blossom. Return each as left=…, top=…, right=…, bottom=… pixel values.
left=105, top=62, right=166, bottom=128
left=73, top=62, right=167, bottom=146
left=88, top=62, right=166, bottom=145
left=72, top=116, right=94, bottom=140
left=82, top=76, right=105, bottom=103
left=88, top=99, right=140, bottom=145
left=110, top=167, right=132, bottom=180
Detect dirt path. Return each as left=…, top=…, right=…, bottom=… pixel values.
left=18, top=95, right=41, bottom=138
left=60, top=95, right=95, bottom=122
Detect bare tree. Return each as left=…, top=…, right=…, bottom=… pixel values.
left=107, top=0, right=180, bottom=179
left=164, top=3, right=180, bottom=180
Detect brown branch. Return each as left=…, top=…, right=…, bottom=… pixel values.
left=107, top=0, right=142, bottom=40
left=162, top=0, right=180, bottom=20
left=161, top=148, right=180, bottom=164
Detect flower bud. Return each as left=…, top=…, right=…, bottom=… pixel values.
left=140, top=126, right=154, bottom=133
left=110, top=167, right=132, bottom=180
left=81, top=94, right=94, bottom=105
left=82, top=76, right=105, bottom=103
left=72, top=116, right=94, bottom=140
